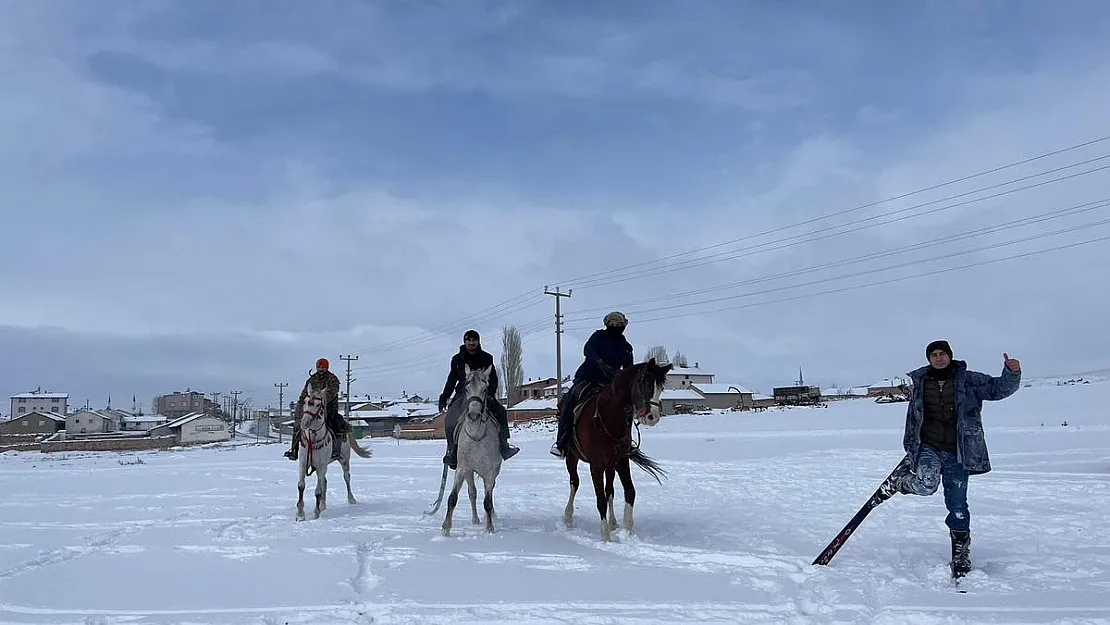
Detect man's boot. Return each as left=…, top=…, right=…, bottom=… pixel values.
left=443, top=439, right=457, bottom=470
left=284, top=432, right=298, bottom=460
left=499, top=429, right=519, bottom=460
left=331, top=436, right=343, bottom=461
left=950, top=529, right=972, bottom=578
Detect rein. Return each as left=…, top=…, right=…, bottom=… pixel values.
left=300, top=395, right=332, bottom=474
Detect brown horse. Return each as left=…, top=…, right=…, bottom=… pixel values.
left=561, top=358, right=671, bottom=541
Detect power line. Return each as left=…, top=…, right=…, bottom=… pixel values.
left=564, top=229, right=1110, bottom=329
left=550, top=133, right=1110, bottom=287
left=350, top=289, right=543, bottom=356
left=564, top=156, right=1110, bottom=290
left=574, top=215, right=1110, bottom=319
left=567, top=197, right=1110, bottom=319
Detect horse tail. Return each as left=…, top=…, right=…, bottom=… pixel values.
left=629, top=447, right=666, bottom=484
left=346, top=431, right=373, bottom=458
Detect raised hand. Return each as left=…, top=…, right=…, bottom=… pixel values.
left=1003, top=353, right=1021, bottom=372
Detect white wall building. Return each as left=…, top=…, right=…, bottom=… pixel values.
left=664, top=364, right=716, bottom=390
left=150, top=413, right=230, bottom=445
left=66, top=409, right=119, bottom=434
left=10, top=390, right=69, bottom=417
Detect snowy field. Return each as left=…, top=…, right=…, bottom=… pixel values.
left=2, top=376, right=1109, bottom=624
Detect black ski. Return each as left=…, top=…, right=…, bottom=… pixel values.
left=812, top=454, right=912, bottom=566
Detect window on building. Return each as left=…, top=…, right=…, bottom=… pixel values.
left=51, top=398, right=59, bottom=403
left=21, top=420, right=28, bottom=427
left=18, top=398, right=26, bottom=403
left=51, top=407, right=59, bottom=413
left=17, top=407, right=25, bottom=414
left=38, top=420, right=45, bottom=427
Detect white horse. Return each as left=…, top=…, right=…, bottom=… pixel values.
left=296, top=381, right=372, bottom=521
left=442, top=364, right=502, bottom=536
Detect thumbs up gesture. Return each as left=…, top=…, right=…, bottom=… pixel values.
left=1003, top=353, right=1021, bottom=372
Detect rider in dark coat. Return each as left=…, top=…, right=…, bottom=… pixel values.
left=438, top=329, right=519, bottom=469
left=550, top=311, right=634, bottom=458
left=284, top=358, right=350, bottom=462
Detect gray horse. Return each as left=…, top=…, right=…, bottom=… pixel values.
left=442, top=364, right=502, bottom=536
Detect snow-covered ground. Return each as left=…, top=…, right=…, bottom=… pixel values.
left=2, top=378, right=1109, bottom=624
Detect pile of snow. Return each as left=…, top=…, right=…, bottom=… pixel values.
left=1, top=376, right=1108, bottom=623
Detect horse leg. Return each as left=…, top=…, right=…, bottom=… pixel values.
left=617, top=457, right=636, bottom=532
left=483, top=473, right=496, bottom=533
left=296, top=453, right=307, bottom=521
left=442, top=469, right=466, bottom=537
left=590, top=464, right=610, bottom=542
left=342, top=448, right=356, bottom=504
left=605, top=466, right=618, bottom=531
left=314, top=462, right=327, bottom=519
left=564, top=454, right=580, bottom=528
left=468, top=472, right=480, bottom=525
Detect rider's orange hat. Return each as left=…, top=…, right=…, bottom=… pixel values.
left=316, top=358, right=329, bottom=369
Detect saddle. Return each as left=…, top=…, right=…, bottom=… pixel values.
left=566, top=384, right=603, bottom=426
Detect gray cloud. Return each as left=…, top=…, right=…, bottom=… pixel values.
left=2, top=2, right=1109, bottom=411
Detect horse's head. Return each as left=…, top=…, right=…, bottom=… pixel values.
left=463, top=364, right=492, bottom=421
left=301, top=380, right=327, bottom=427
left=618, top=358, right=672, bottom=426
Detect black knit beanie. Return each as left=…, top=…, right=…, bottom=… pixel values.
left=463, top=329, right=480, bottom=342
left=926, top=340, right=953, bottom=359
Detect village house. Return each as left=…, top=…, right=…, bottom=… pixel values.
left=9, top=389, right=69, bottom=417
left=664, top=364, right=716, bottom=390
left=0, top=411, right=66, bottom=437
left=517, top=378, right=558, bottom=403
left=660, top=388, right=707, bottom=414
left=506, top=397, right=558, bottom=422
left=690, top=384, right=756, bottom=410
left=153, top=390, right=219, bottom=419
left=148, top=412, right=230, bottom=445
left=66, top=409, right=120, bottom=435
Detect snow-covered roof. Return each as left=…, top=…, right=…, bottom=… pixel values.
left=822, top=386, right=869, bottom=396
left=753, top=394, right=773, bottom=400
left=19, top=410, right=66, bottom=422
left=67, top=410, right=115, bottom=421
left=543, top=381, right=573, bottom=391
left=661, top=389, right=705, bottom=401
left=869, top=378, right=908, bottom=389
left=11, top=392, right=68, bottom=399
left=520, top=378, right=558, bottom=389
left=122, top=415, right=169, bottom=423
left=666, top=366, right=716, bottom=377
left=692, top=383, right=753, bottom=395
left=160, top=412, right=217, bottom=429
left=508, top=398, right=558, bottom=411
left=348, top=410, right=406, bottom=421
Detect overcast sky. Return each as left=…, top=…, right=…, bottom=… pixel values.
left=3, top=1, right=1110, bottom=412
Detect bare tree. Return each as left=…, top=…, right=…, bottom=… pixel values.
left=644, top=345, right=669, bottom=363
left=501, top=325, right=525, bottom=407
left=672, top=350, right=689, bottom=367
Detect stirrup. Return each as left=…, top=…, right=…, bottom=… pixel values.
left=549, top=443, right=564, bottom=458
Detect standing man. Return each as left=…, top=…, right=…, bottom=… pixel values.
left=284, top=358, right=349, bottom=462
left=438, top=330, right=519, bottom=469
left=881, top=340, right=1022, bottom=578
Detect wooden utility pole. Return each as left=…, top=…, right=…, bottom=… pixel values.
left=340, top=355, right=359, bottom=419
left=543, top=286, right=572, bottom=405
left=210, top=392, right=221, bottom=417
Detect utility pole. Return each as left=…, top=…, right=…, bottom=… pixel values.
left=544, top=286, right=572, bottom=405
left=274, top=382, right=287, bottom=441
left=210, top=392, right=221, bottom=418
left=230, top=390, right=241, bottom=439
left=340, top=355, right=359, bottom=419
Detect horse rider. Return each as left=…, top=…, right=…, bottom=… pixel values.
left=284, top=358, right=350, bottom=462
left=438, top=329, right=519, bottom=469
left=550, top=311, right=635, bottom=458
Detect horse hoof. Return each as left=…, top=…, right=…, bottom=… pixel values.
left=348, top=496, right=357, bottom=505
left=441, top=527, right=451, bottom=537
